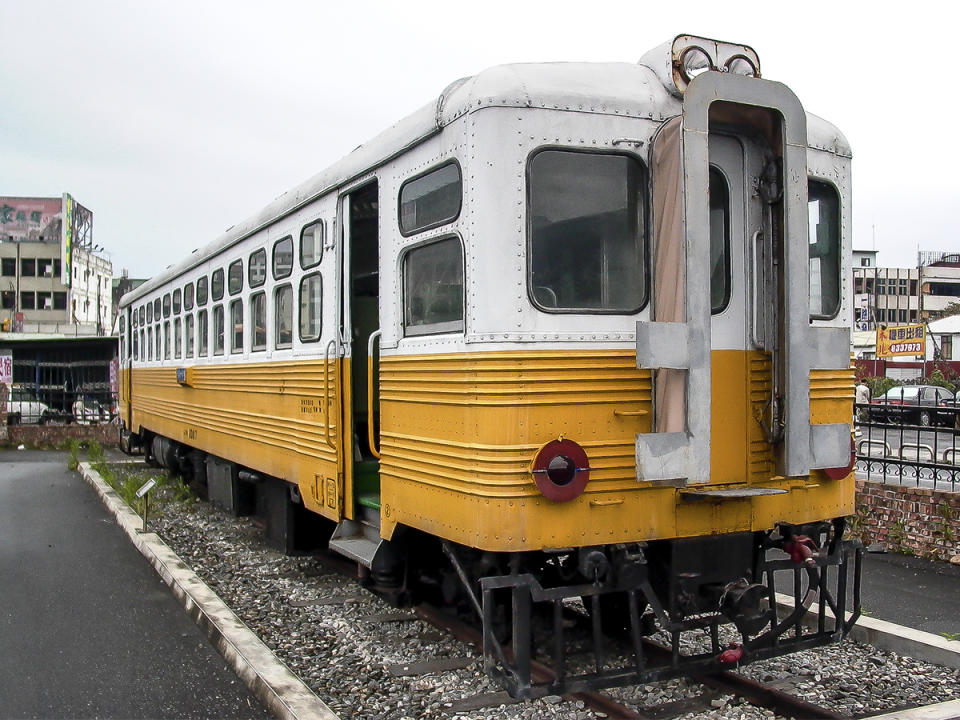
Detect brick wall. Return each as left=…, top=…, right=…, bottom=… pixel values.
left=4, top=423, right=120, bottom=448
left=855, top=479, right=960, bottom=560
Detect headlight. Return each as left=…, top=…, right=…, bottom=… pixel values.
left=724, top=54, right=759, bottom=78
left=678, top=45, right=714, bottom=83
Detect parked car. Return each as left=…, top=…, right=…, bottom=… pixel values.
left=868, top=385, right=956, bottom=427
left=71, top=386, right=116, bottom=425
left=6, top=384, right=62, bottom=425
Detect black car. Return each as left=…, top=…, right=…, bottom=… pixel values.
left=868, top=385, right=956, bottom=427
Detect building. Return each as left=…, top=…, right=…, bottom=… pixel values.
left=852, top=262, right=920, bottom=332
left=917, top=252, right=960, bottom=320
left=0, top=195, right=112, bottom=336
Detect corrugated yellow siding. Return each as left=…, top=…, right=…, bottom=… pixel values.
left=122, top=348, right=855, bottom=551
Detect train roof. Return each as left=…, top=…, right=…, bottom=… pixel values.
left=122, top=61, right=850, bottom=306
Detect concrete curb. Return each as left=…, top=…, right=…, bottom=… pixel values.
left=775, top=592, right=960, bottom=669
left=78, top=462, right=338, bottom=720
left=865, top=698, right=960, bottom=719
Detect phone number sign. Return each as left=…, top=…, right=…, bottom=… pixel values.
left=877, top=324, right=926, bottom=358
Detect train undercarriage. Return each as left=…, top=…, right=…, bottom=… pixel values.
left=126, top=427, right=862, bottom=698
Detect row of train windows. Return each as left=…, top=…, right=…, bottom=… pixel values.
left=123, top=147, right=842, bottom=351
left=126, top=276, right=321, bottom=362
left=129, top=224, right=323, bottom=329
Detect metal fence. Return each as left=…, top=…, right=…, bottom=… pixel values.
left=5, top=357, right=117, bottom=426
left=855, top=400, right=960, bottom=492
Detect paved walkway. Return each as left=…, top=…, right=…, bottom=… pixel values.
left=0, top=450, right=270, bottom=719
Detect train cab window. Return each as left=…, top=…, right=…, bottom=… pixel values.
left=399, top=162, right=462, bottom=235
left=184, top=283, right=194, bottom=311
left=273, top=237, right=294, bottom=279
left=527, top=149, right=645, bottom=313
left=213, top=305, right=224, bottom=355
left=185, top=314, right=195, bottom=357
left=163, top=294, right=171, bottom=318
left=212, top=269, right=224, bottom=301
left=709, top=167, right=731, bottom=314
left=230, top=299, right=244, bottom=353
left=299, top=273, right=322, bottom=341
left=809, top=180, right=841, bottom=319
left=249, top=249, right=267, bottom=288
left=197, top=276, right=208, bottom=306
left=250, top=292, right=266, bottom=351
left=228, top=260, right=243, bottom=295
left=300, top=222, right=323, bottom=269
left=173, top=289, right=181, bottom=315
left=198, top=309, right=209, bottom=356
left=174, top=318, right=182, bottom=358
left=164, top=321, right=171, bottom=359
left=275, top=284, right=293, bottom=348
left=402, top=237, right=464, bottom=336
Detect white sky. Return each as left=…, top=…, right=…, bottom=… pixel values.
left=1, top=1, right=956, bottom=278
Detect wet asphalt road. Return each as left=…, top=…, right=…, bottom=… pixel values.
left=0, top=450, right=270, bottom=720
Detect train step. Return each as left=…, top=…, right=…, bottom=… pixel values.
left=329, top=519, right=384, bottom=569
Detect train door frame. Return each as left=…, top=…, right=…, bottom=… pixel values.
left=336, top=179, right=381, bottom=524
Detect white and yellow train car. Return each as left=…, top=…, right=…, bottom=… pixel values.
left=119, top=35, right=860, bottom=696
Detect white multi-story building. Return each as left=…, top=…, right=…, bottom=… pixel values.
left=0, top=195, right=111, bottom=335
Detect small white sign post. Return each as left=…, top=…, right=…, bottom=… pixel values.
left=136, top=478, right=157, bottom=532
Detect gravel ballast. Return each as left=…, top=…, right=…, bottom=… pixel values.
left=141, top=477, right=960, bottom=720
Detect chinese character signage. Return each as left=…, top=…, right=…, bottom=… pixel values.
left=877, top=324, right=926, bottom=357
left=61, top=193, right=73, bottom=287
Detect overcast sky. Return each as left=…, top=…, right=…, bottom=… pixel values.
left=1, top=1, right=956, bottom=278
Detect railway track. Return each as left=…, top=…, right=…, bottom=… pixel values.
left=413, top=602, right=848, bottom=720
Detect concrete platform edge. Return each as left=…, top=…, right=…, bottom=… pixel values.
left=78, top=462, right=338, bottom=720
left=863, top=698, right=960, bottom=719
left=774, top=592, right=960, bottom=669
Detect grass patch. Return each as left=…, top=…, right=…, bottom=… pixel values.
left=67, top=442, right=196, bottom=516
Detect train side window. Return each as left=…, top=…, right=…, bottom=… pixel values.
left=300, top=221, right=324, bottom=269
left=198, top=309, right=209, bottom=356
left=809, top=180, right=841, bottom=319
left=249, top=249, right=267, bottom=288
left=155, top=323, right=161, bottom=359
left=299, top=273, right=322, bottom=341
left=184, top=283, right=194, bottom=311
left=275, top=284, right=293, bottom=349
left=147, top=328, right=152, bottom=361
left=174, top=317, right=182, bottom=358
left=146, top=303, right=153, bottom=323
left=173, top=289, right=182, bottom=315
left=213, top=305, right=224, bottom=355
left=228, top=260, right=243, bottom=295
left=140, top=306, right=146, bottom=325
left=212, top=270, right=224, bottom=301
left=185, top=314, right=195, bottom=357
left=709, top=167, right=731, bottom=314
left=164, top=321, right=171, bottom=359
left=250, top=292, right=266, bottom=351
left=403, top=236, right=464, bottom=336
left=273, top=236, right=294, bottom=279
left=154, top=298, right=161, bottom=319
left=163, top=294, right=171, bottom=318
left=399, top=162, right=462, bottom=236
left=197, top=276, right=208, bottom=306
left=230, top=299, right=244, bottom=353
left=527, top=149, right=646, bottom=313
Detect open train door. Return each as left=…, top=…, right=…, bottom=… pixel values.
left=637, top=73, right=851, bottom=485
left=328, top=180, right=387, bottom=569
